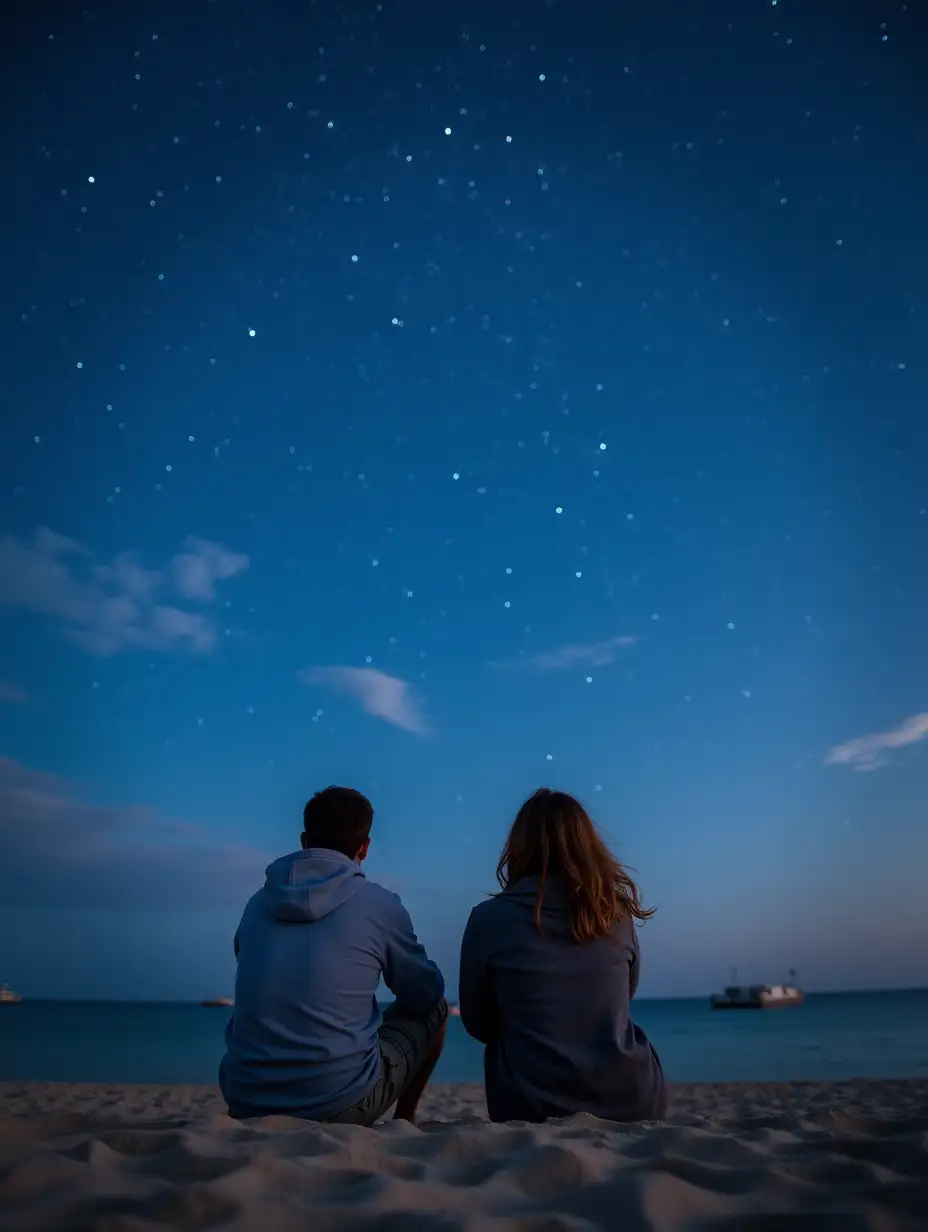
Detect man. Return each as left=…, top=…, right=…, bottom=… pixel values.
left=220, top=786, right=447, bottom=1125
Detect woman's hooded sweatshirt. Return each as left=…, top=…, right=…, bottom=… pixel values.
left=458, top=874, right=666, bottom=1123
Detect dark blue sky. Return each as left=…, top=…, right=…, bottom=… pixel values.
left=1, top=0, right=926, bottom=999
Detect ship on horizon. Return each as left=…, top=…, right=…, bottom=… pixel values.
left=710, top=968, right=804, bottom=1010
left=0, top=984, right=22, bottom=1004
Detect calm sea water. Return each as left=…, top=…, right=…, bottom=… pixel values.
left=3, top=990, right=927, bottom=1086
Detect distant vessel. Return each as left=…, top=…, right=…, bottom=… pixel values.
left=200, top=996, right=233, bottom=1007
left=711, top=968, right=804, bottom=1010
left=448, top=1004, right=461, bottom=1017
left=0, top=984, right=22, bottom=1004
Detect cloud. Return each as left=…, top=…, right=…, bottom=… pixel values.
left=825, top=712, right=928, bottom=772
left=0, top=681, right=29, bottom=706
left=301, top=666, right=428, bottom=734
left=0, top=757, right=269, bottom=909
left=170, top=537, right=250, bottom=602
left=495, top=634, right=636, bottom=672
left=0, top=528, right=248, bottom=655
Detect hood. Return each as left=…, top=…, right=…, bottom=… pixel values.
left=504, top=874, right=632, bottom=944
left=262, top=849, right=366, bottom=923
left=504, top=874, right=569, bottom=913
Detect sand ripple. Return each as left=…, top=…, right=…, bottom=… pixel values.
left=1, top=1080, right=926, bottom=1230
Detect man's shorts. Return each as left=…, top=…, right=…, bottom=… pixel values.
left=325, top=998, right=448, bottom=1127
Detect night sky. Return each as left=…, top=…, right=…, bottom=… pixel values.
left=1, top=0, right=926, bottom=1000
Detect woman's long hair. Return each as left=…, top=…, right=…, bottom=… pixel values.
left=496, top=788, right=654, bottom=942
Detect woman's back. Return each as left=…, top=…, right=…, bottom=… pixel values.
left=458, top=789, right=666, bottom=1124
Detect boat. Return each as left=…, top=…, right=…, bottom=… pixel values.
left=448, top=1004, right=461, bottom=1017
left=710, top=968, right=804, bottom=1010
left=0, top=984, right=22, bottom=1004
left=200, top=996, right=234, bottom=1007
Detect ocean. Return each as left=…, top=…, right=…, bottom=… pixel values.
left=3, top=989, right=927, bottom=1087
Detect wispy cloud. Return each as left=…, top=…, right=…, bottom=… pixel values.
left=494, top=634, right=637, bottom=672
left=0, top=757, right=268, bottom=909
left=0, top=681, right=29, bottom=706
left=0, top=528, right=248, bottom=655
left=825, top=712, right=928, bottom=772
left=170, top=537, right=249, bottom=602
left=301, top=666, right=428, bottom=734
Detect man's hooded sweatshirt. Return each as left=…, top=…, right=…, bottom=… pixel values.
left=220, top=848, right=445, bottom=1119
left=458, top=874, right=666, bottom=1124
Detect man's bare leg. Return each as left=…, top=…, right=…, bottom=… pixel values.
left=393, top=1019, right=447, bottom=1125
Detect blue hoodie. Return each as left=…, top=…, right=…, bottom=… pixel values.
left=219, top=849, right=445, bottom=1120
left=459, top=875, right=666, bottom=1123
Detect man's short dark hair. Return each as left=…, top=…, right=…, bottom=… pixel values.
left=303, top=786, right=373, bottom=858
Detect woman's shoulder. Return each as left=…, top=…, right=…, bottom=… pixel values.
left=610, top=909, right=639, bottom=944
left=468, top=892, right=504, bottom=923
left=461, top=894, right=503, bottom=955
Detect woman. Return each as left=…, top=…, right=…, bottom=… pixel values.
left=458, top=788, right=666, bottom=1123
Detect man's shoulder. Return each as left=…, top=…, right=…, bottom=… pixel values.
left=241, top=886, right=266, bottom=920
left=357, top=877, right=406, bottom=918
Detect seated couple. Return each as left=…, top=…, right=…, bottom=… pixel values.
left=220, top=785, right=667, bottom=1126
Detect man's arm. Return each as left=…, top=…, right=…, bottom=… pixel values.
left=458, top=907, right=499, bottom=1045
left=382, top=895, right=445, bottom=1014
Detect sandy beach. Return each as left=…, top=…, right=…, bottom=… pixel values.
left=1, top=1079, right=926, bottom=1230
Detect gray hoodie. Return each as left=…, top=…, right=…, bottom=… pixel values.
left=458, top=875, right=666, bottom=1123
left=220, top=848, right=444, bottom=1119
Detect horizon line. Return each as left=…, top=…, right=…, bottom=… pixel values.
left=12, top=983, right=928, bottom=1005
